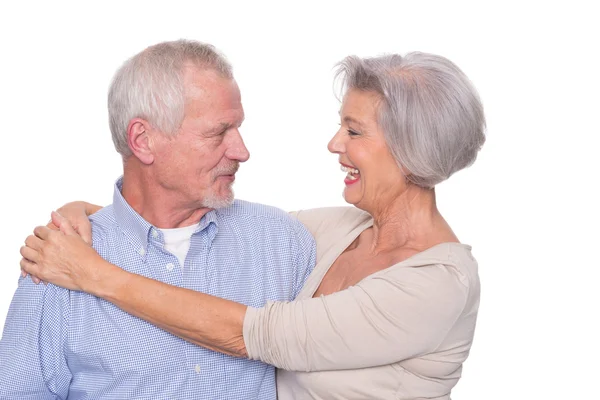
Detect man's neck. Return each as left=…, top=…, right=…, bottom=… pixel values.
left=121, top=167, right=212, bottom=229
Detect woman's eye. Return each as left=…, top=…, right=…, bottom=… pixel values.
left=347, top=129, right=360, bottom=136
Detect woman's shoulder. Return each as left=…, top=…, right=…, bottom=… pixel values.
left=290, top=207, right=372, bottom=239
left=375, top=242, right=479, bottom=293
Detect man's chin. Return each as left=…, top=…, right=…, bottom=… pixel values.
left=201, top=189, right=234, bottom=209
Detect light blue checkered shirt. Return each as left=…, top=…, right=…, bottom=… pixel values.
left=0, top=178, right=316, bottom=399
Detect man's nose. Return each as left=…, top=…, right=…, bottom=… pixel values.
left=225, top=129, right=250, bottom=162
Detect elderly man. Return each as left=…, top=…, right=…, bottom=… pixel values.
left=0, top=40, right=315, bottom=399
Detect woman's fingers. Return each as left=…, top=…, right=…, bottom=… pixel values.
left=74, top=224, right=93, bottom=245
left=20, top=217, right=93, bottom=291
left=19, top=257, right=42, bottom=284
left=51, top=211, right=77, bottom=236
left=24, top=234, right=44, bottom=251
left=21, top=231, right=54, bottom=285
left=33, top=225, right=52, bottom=240
left=20, top=244, right=39, bottom=264
left=53, top=203, right=94, bottom=244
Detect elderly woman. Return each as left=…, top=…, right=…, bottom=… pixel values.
left=21, top=52, right=485, bottom=399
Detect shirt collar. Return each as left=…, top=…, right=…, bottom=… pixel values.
left=112, top=177, right=220, bottom=258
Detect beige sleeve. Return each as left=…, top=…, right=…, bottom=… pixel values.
left=287, top=208, right=333, bottom=238
left=289, top=207, right=371, bottom=250
left=243, top=264, right=469, bottom=372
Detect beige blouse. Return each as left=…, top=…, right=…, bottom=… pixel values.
left=244, top=207, right=480, bottom=400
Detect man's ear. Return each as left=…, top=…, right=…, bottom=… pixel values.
left=127, top=118, right=155, bottom=165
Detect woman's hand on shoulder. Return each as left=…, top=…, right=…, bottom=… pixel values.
left=53, top=201, right=102, bottom=244
left=20, top=211, right=101, bottom=291
left=21, top=201, right=101, bottom=283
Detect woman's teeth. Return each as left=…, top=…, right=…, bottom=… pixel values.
left=341, top=165, right=359, bottom=174
left=341, top=165, right=360, bottom=180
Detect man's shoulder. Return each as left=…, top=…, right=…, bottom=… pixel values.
left=88, top=205, right=117, bottom=235
left=2, top=275, right=71, bottom=337
left=217, top=200, right=313, bottom=241
left=87, top=205, right=122, bottom=252
left=89, top=205, right=116, bottom=225
left=217, top=200, right=296, bottom=225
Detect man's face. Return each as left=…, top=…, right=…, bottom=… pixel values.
left=150, top=65, right=249, bottom=209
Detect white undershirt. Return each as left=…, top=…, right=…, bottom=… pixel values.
left=159, top=223, right=200, bottom=268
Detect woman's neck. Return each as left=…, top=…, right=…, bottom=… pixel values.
left=366, top=186, right=456, bottom=254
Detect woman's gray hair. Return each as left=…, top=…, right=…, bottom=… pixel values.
left=335, top=52, right=486, bottom=188
left=108, top=39, right=233, bottom=157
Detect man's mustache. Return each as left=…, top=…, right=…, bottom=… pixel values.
left=213, top=162, right=239, bottom=177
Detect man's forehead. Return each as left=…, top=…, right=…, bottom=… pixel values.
left=186, top=100, right=245, bottom=134
left=183, top=64, right=233, bottom=88
left=184, top=76, right=240, bottom=104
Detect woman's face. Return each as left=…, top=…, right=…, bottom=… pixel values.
left=328, top=89, right=406, bottom=211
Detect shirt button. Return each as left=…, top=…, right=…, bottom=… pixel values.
left=194, top=364, right=201, bottom=374
left=151, top=229, right=159, bottom=238
left=166, top=263, right=175, bottom=271
left=138, top=248, right=146, bottom=256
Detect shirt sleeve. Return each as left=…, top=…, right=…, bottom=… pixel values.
left=0, top=275, right=71, bottom=399
left=243, top=263, right=469, bottom=372
left=288, top=217, right=317, bottom=300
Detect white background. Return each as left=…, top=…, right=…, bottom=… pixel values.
left=0, top=1, right=598, bottom=398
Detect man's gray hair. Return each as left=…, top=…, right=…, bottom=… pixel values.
left=335, top=52, right=486, bottom=188
left=108, top=39, right=233, bottom=157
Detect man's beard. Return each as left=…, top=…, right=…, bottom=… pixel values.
left=201, top=162, right=239, bottom=209
left=202, top=186, right=235, bottom=209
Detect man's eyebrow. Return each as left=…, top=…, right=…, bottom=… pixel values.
left=206, top=119, right=244, bottom=135
left=201, top=123, right=225, bottom=137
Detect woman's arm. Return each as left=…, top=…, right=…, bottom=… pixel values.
left=20, top=212, right=249, bottom=358
left=244, top=262, right=471, bottom=371
left=21, top=213, right=471, bottom=372
left=99, top=264, right=248, bottom=358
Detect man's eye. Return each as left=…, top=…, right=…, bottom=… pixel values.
left=348, top=129, right=360, bottom=136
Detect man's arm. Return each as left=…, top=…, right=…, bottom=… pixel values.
left=0, top=276, right=71, bottom=399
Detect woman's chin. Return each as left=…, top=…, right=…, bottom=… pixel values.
left=342, top=188, right=361, bottom=206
